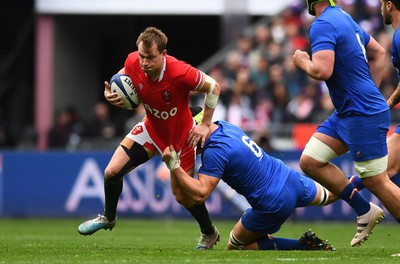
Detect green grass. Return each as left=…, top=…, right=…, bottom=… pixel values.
left=0, top=218, right=398, bottom=263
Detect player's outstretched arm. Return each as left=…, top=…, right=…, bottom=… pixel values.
left=162, top=145, right=219, bottom=203
left=188, top=73, right=220, bottom=148
left=293, top=49, right=334, bottom=81
left=387, top=82, right=400, bottom=109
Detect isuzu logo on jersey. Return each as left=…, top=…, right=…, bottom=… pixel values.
left=144, top=103, right=177, bottom=120
left=161, top=90, right=172, bottom=104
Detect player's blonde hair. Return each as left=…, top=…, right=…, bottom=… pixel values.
left=136, top=27, right=168, bottom=53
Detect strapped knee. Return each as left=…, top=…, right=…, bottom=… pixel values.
left=316, top=183, right=330, bottom=206
left=303, top=137, right=337, bottom=163
left=229, top=231, right=247, bottom=250
left=355, top=155, right=388, bottom=178
left=121, top=142, right=149, bottom=167
left=108, top=143, right=149, bottom=184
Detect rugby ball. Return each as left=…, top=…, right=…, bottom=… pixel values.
left=109, top=73, right=141, bottom=110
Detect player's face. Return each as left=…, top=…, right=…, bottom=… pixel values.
left=380, top=0, right=392, bottom=25
left=138, top=41, right=166, bottom=77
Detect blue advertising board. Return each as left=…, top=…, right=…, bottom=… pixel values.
left=0, top=151, right=393, bottom=221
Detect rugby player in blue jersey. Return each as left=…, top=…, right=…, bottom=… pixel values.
left=347, top=0, right=400, bottom=201
left=293, top=0, right=400, bottom=247
left=162, top=120, right=335, bottom=251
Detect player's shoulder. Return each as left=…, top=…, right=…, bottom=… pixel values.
left=394, top=28, right=400, bottom=43
left=166, top=55, right=199, bottom=78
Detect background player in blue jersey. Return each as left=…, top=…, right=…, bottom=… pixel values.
left=346, top=0, right=400, bottom=198
left=293, top=0, right=400, bottom=247
left=161, top=120, right=335, bottom=251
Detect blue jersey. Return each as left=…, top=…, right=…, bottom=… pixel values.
left=310, top=6, right=388, bottom=116
left=391, top=27, right=400, bottom=79
left=198, top=121, right=291, bottom=210
left=391, top=27, right=400, bottom=136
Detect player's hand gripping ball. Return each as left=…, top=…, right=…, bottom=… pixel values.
left=109, top=73, right=141, bottom=110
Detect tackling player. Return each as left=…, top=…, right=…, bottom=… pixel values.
left=293, top=0, right=400, bottom=247
left=161, top=118, right=335, bottom=251
left=78, top=27, right=221, bottom=250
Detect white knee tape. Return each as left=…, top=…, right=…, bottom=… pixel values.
left=355, top=155, right=388, bottom=178
left=316, top=182, right=330, bottom=206
left=302, top=137, right=337, bottom=163
left=229, top=230, right=246, bottom=250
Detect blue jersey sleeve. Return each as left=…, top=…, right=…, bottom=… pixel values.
left=198, top=145, right=228, bottom=179
left=362, top=30, right=371, bottom=47
left=310, top=20, right=336, bottom=54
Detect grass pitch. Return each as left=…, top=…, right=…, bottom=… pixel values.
left=0, top=218, right=398, bottom=263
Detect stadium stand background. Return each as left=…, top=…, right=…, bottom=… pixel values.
left=1, top=0, right=397, bottom=221
left=1, top=0, right=399, bottom=151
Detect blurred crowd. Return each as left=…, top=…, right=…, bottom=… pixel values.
left=24, top=1, right=400, bottom=150
left=192, top=0, right=400, bottom=150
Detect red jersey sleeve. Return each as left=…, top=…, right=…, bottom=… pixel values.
left=168, top=58, right=203, bottom=92
left=124, top=51, right=140, bottom=76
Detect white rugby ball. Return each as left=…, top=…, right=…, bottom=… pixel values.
left=109, top=73, right=141, bottom=110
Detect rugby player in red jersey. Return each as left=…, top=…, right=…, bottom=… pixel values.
left=78, top=27, right=221, bottom=250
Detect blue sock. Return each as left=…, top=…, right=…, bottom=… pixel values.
left=338, top=183, right=370, bottom=216
left=348, top=175, right=365, bottom=190
left=257, top=235, right=305, bottom=250
left=349, top=173, right=400, bottom=189
left=390, top=173, right=400, bottom=187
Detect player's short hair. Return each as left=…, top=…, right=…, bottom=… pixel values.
left=136, top=27, right=168, bottom=53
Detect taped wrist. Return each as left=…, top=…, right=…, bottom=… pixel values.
left=167, top=149, right=180, bottom=170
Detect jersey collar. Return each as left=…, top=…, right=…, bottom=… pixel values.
left=157, top=57, right=166, bottom=82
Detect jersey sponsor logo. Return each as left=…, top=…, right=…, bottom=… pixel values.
left=131, top=125, right=143, bottom=135
left=161, top=90, right=172, bottom=104
left=144, top=103, right=178, bottom=120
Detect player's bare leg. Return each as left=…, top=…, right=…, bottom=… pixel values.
left=170, top=170, right=219, bottom=250
left=78, top=138, right=153, bottom=235
left=300, top=133, right=384, bottom=247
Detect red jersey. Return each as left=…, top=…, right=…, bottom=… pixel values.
left=124, top=52, right=203, bottom=152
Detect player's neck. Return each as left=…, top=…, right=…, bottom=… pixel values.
left=148, top=57, right=166, bottom=81
left=392, top=13, right=400, bottom=31
left=148, top=72, right=161, bottom=81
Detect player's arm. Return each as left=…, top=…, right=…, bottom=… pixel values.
left=188, top=72, right=221, bottom=148
left=293, top=49, right=334, bottom=81
left=162, top=145, right=219, bottom=203
left=366, top=36, right=386, bottom=88
left=387, top=82, right=400, bottom=109
left=104, top=68, right=126, bottom=108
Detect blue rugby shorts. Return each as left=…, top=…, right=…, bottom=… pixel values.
left=316, top=111, right=389, bottom=162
